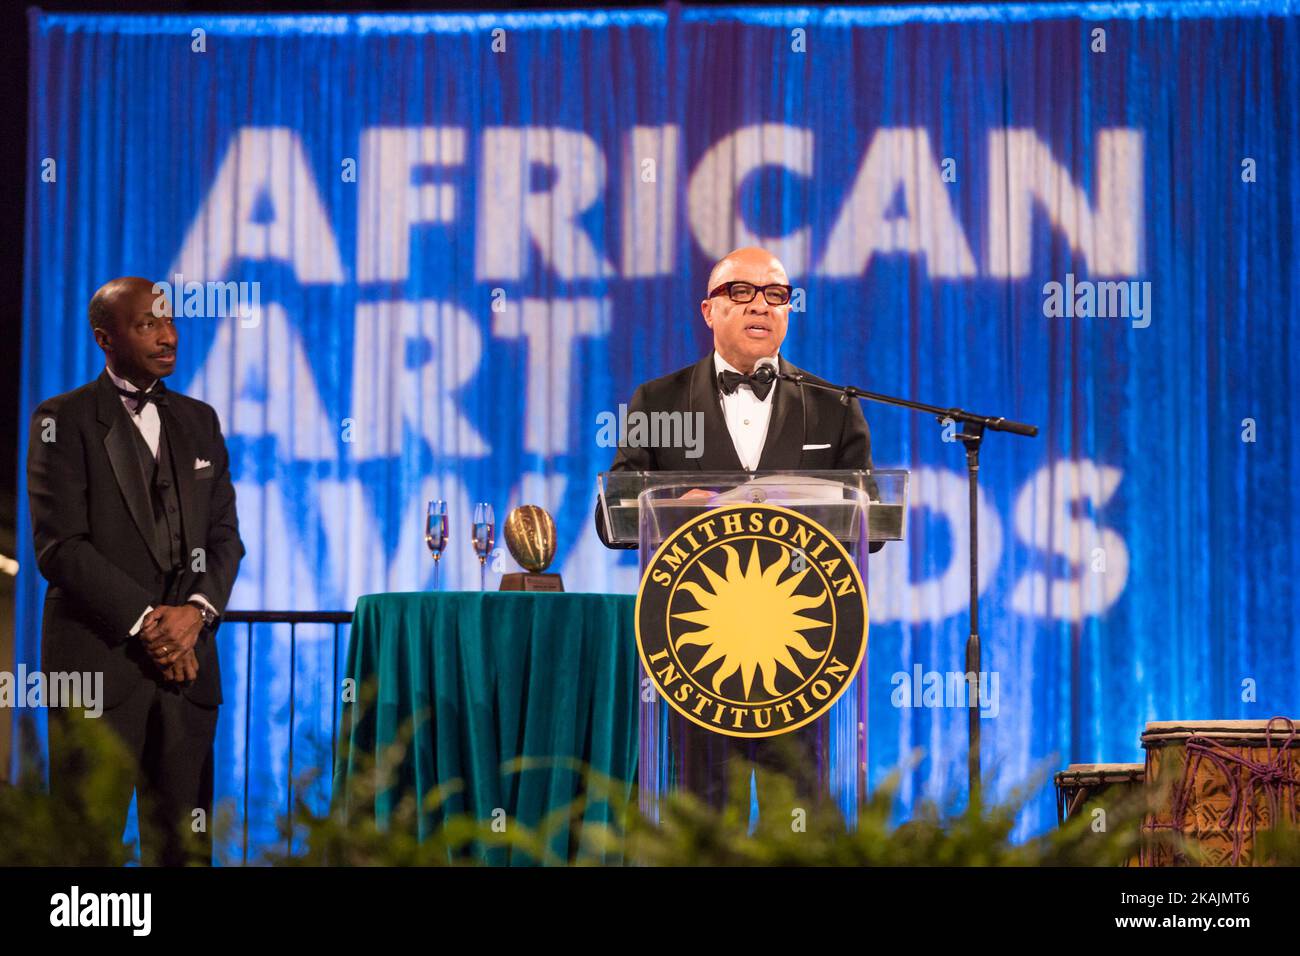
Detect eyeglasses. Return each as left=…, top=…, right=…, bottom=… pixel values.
left=707, top=281, right=793, bottom=306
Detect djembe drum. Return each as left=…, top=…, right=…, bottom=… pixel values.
left=1054, top=763, right=1145, bottom=865
left=1141, top=717, right=1300, bottom=866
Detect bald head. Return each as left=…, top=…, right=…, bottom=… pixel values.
left=700, top=247, right=792, bottom=373
left=88, top=276, right=160, bottom=332
left=89, top=276, right=179, bottom=388
left=706, top=247, right=789, bottom=295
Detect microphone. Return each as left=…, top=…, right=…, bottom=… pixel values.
left=750, top=357, right=778, bottom=387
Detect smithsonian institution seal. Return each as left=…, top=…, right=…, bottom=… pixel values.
left=635, top=503, right=867, bottom=738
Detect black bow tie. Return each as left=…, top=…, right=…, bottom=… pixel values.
left=718, top=367, right=776, bottom=401
left=116, top=383, right=168, bottom=412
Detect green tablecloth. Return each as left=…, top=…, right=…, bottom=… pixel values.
left=331, top=591, right=638, bottom=864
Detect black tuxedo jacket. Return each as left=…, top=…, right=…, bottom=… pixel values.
left=595, top=354, right=876, bottom=548
left=27, top=370, right=244, bottom=709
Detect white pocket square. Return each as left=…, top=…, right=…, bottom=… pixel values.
left=194, top=458, right=212, bottom=470
left=802, top=443, right=831, bottom=450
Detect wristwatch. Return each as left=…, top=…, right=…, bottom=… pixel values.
left=188, top=599, right=218, bottom=629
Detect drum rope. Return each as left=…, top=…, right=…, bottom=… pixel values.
left=1147, top=716, right=1300, bottom=866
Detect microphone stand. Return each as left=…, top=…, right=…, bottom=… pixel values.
left=773, top=368, right=1038, bottom=805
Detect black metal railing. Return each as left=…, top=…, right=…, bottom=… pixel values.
left=221, top=610, right=353, bottom=864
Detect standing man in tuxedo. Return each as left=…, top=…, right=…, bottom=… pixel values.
left=28, top=276, right=244, bottom=865
left=595, top=246, right=877, bottom=814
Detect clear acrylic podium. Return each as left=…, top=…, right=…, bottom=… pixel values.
left=597, top=469, right=908, bottom=826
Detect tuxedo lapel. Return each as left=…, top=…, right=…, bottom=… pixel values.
left=756, top=357, right=807, bottom=470
left=687, top=354, right=742, bottom=471
left=160, top=403, right=201, bottom=557
left=96, top=371, right=167, bottom=571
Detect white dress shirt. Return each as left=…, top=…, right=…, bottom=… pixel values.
left=714, top=351, right=778, bottom=471
left=106, top=364, right=161, bottom=458
left=105, top=366, right=218, bottom=637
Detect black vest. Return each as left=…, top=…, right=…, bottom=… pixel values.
left=124, top=412, right=187, bottom=603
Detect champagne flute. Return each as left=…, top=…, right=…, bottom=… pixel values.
left=472, top=502, right=495, bottom=591
left=426, top=500, right=448, bottom=590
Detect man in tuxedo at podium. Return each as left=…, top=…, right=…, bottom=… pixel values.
left=595, top=245, right=874, bottom=528
left=27, top=276, right=244, bottom=865
left=596, top=246, right=876, bottom=816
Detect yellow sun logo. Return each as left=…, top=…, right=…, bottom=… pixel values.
left=636, top=503, right=867, bottom=738
left=672, top=542, right=829, bottom=700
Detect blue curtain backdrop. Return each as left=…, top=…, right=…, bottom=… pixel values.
left=15, top=2, right=1300, bottom=855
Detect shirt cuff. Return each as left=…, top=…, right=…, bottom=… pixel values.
left=129, top=605, right=154, bottom=637
left=187, top=593, right=218, bottom=618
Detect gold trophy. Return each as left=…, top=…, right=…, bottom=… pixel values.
left=499, top=505, right=564, bottom=592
